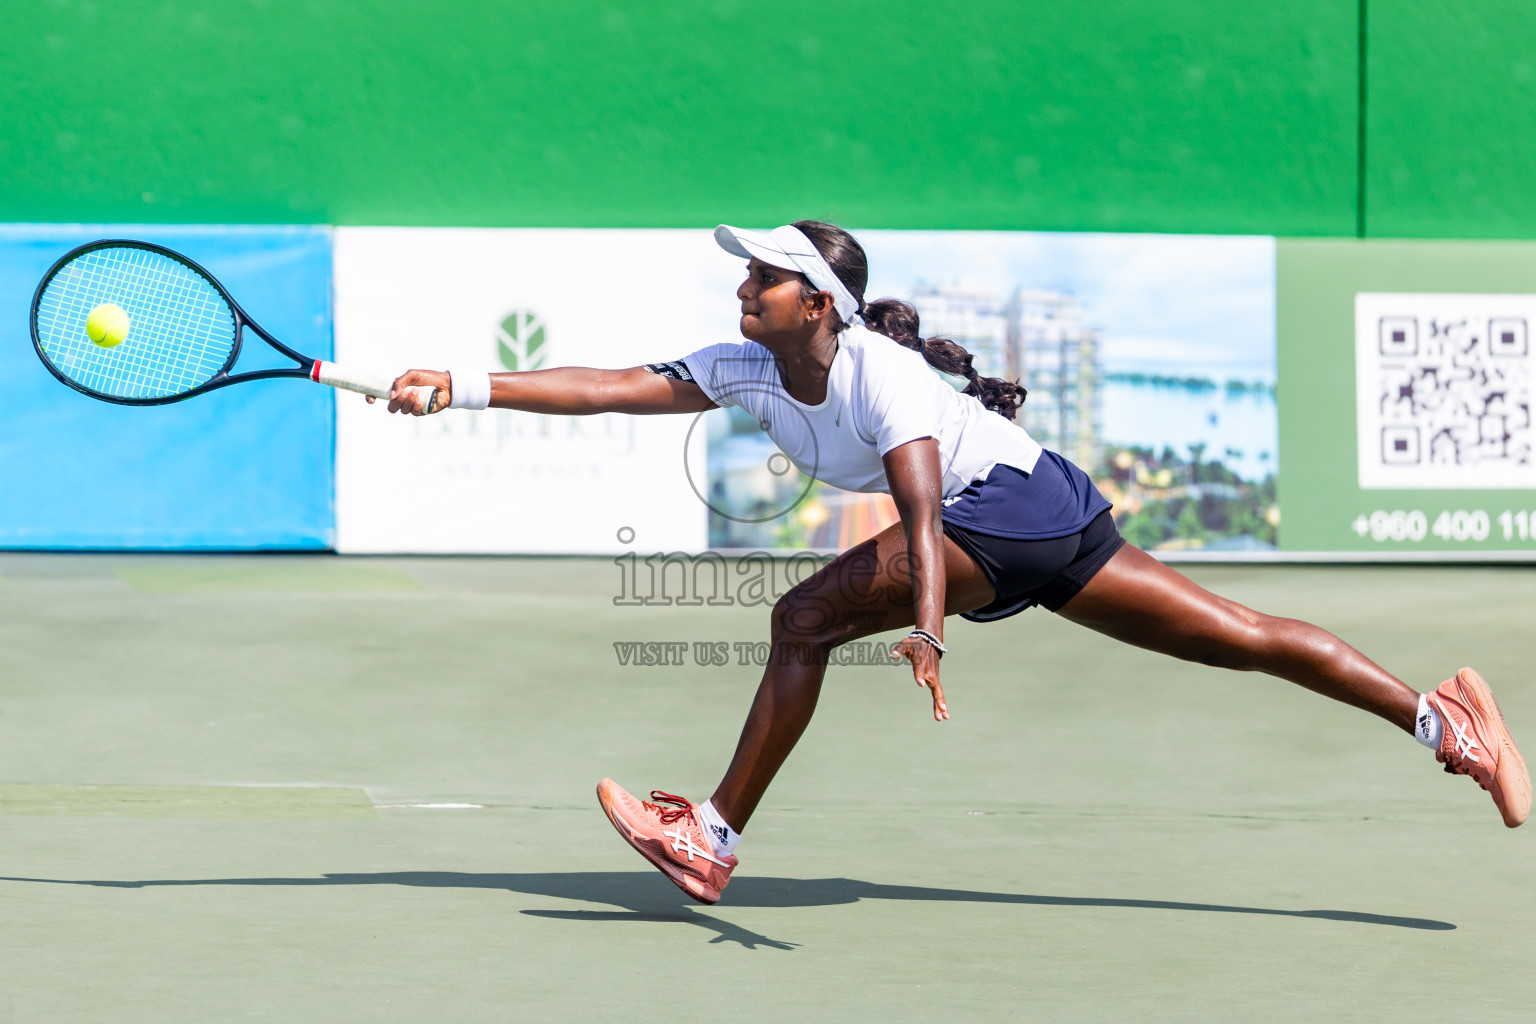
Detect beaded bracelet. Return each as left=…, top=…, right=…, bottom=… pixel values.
left=906, top=628, right=948, bottom=658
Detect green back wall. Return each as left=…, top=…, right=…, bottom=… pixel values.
left=1366, top=0, right=1536, bottom=238
left=3, top=1, right=1358, bottom=233
left=4, top=2, right=1531, bottom=236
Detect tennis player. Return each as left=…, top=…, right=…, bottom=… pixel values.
left=379, top=221, right=1530, bottom=905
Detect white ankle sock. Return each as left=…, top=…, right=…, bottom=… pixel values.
left=697, top=800, right=741, bottom=856
left=1414, top=693, right=1444, bottom=749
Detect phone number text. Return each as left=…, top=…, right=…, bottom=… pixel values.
left=1351, top=509, right=1536, bottom=543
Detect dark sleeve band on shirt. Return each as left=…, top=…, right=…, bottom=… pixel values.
left=644, top=360, right=695, bottom=382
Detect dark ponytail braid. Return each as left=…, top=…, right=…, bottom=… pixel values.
left=792, top=220, right=1027, bottom=421
left=860, top=298, right=1026, bottom=421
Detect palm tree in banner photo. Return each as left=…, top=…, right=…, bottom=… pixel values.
left=497, top=310, right=547, bottom=372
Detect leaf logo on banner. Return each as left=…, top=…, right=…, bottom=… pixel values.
left=496, top=310, right=547, bottom=372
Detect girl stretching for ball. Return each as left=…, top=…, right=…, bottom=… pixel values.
left=377, top=221, right=1530, bottom=905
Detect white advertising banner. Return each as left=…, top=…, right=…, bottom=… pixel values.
left=334, top=228, right=741, bottom=553
left=336, top=226, right=1279, bottom=556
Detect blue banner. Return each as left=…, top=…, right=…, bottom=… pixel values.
left=0, top=225, right=334, bottom=549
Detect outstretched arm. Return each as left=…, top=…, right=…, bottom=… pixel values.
left=374, top=366, right=717, bottom=416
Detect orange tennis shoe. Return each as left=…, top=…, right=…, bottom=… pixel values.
left=596, top=779, right=737, bottom=904
left=1429, top=668, right=1531, bottom=828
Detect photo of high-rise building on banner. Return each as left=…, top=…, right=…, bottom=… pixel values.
left=909, top=284, right=1102, bottom=472
left=706, top=231, right=1278, bottom=554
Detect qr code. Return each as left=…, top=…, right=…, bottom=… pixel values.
left=1356, top=293, right=1536, bottom=489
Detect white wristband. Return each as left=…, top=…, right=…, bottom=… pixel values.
left=448, top=369, right=492, bottom=410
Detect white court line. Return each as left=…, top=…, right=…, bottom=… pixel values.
left=373, top=802, right=487, bottom=809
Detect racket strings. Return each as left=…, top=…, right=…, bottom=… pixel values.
left=34, top=247, right=238, bottom=400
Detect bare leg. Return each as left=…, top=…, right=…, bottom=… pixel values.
left=708, top=524, right=996, bottom=832
left=1057, top=544, right=1419, bottom=732
left=709, top=533, right=1422, bottom=834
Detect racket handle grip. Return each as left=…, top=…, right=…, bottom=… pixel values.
left=311, top=361, right=438, bottom=416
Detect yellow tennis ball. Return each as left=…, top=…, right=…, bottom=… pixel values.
left=85, top=303, right=130, bottom=348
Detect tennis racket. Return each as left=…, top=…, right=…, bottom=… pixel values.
left=30, top=239, right=436, bottom=413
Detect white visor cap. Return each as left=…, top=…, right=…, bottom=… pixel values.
left=714, top=224, right=862, bottom=323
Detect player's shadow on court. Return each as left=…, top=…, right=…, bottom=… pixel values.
left=0, top=871, right=1454, bottom=951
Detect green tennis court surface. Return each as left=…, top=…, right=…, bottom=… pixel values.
left=0, top=554, right=1530, bottom=1021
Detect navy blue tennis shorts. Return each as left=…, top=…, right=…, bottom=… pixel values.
left=938, top=453, right=1124, bottom=621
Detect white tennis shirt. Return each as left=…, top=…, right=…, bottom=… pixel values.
left=680, top=326, right=1042, bottom=498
